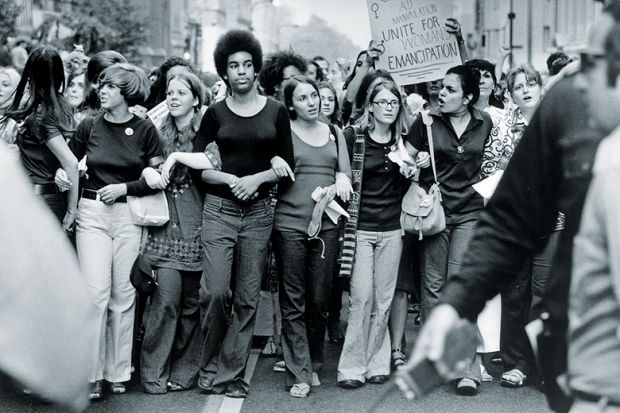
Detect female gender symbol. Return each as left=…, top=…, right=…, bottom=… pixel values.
left=370, top=2, right=379, bottom=19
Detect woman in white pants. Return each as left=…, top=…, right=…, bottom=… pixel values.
left=67, top=63, right=164, bottom=400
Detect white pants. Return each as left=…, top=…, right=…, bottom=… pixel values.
left=570, top=400, right=620, bottom=413
left=337, top=229, right=402, bottom=382
left=76, top=198, right=141, bottom=382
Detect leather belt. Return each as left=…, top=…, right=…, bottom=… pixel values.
left=573, top=390, right=620, bottom=407
left=33, top=183, right=60, bottom=195
left=81, top=188, right=127, bottom=203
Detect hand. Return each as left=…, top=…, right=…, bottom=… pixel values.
left=335, top=172, right=353, bottom=202
left=416, top=151, right=431, bottom=168
left=212, top=80, right=227, bottom=103
left=366, top=40, right=385, bottom=64
left=143, top=167, right=166, bottom=189
left=399, top=158, right=417, bottom=178
left=62, top=210, right=77, bottom=232
left=445, top=18, right=463, bottom=39
left=499, top=46, right=511, bottom=59
left=55, top=168, right=71, bottom=192
left=230, top=175, right=261, bottom=201
left=409, top=304, right=461, bottom=367
left=558, top=59, right=580, bottom=78
left=160, top=155, right=178, bottom=186
left=129, top=105, right=148, bottom=119
left=99, top=184, right=127, bottom=205
left=271, top=156, right=295, bottom=181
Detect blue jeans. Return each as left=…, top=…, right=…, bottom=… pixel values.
left=337, top=229, right=403, bottom=382
left=273, top=228, right=339, bottom=386
left=419, top=220, right=478, bottom=323
left=141, top=268, right=201, bottom=392
left=198, top=195, right=273, bottom=391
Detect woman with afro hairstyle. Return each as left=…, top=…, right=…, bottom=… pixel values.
left=193, top=29, right=295, bottom=399
left=258, top=50, right=307, bottom=100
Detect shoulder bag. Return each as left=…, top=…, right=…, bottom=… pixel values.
left=400, top=111, right=446, bottom=240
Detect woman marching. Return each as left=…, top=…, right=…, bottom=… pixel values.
left=337, top=77, right=410, bottom=389
left=68, top=63, right=164, bottom=400
left=9, top=46, right=79, bottom=229
left=193, top=30, right=294, bottom=399
left=403, top=65, right=493, bottom=395
left=274, top=75, right=352, bottom=397
left=139, top=71, right=215, bottom=394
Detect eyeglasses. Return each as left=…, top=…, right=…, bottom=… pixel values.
left=372, top=99, right=401, bottom=109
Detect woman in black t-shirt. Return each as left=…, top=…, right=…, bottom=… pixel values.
left=68, top=63, right=164, bottom=401
left=8, top=46, right=78, bottom=230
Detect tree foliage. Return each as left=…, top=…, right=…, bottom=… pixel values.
left=37, top=0, right=147, bottom=59
left=0, top=0, right=23, bottom=43
left=287, top=16, right=359, bottom=64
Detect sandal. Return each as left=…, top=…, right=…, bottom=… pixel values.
left=289, top=383, right=310, bottom=398
left=392, top=349, right=407, bottom=370
left=500, top=369, right=526, bottom=388
left=88, top=380, right=104, bottom=401
left=273, top=360, right=286, bottom=372
left=110, top=382, right=126, bottom=394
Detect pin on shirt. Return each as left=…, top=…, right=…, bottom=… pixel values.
left=125, top=127, right=134, bottom=136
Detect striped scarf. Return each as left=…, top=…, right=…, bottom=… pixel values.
left=338, top=128, right=366, bottom=279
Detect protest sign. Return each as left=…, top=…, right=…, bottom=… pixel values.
left=366, top=0, right=461, bottom=85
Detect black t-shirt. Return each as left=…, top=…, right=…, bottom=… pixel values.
left=71, top=115, right=163, bottom=196
left=192, top=97, right=294, bottom=202
left=16, top=111, right=73, bottom=185
left=344, top=127, right=407, bottom=231
left=405, top=108, right=491, bottom=224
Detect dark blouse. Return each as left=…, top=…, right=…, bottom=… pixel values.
left=192, top=97, right=294, bottom=202
left=71, top=115, right=163, bottom=196
left=405, top=108, right=492, bottom=224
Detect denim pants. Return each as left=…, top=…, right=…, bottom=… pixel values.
left=198, top=195, right=273, bottom=391
left=418, top=220, right=478, bottom=323
left=141, top=268, right=201, bottom=392
left=76, top=198, right=142, bottom=382
left=501, top=230, right=561, bottom=376
left=418, top=219, right=481, bottom=383
left=337, top=229, right=403, bottom=382
left=273, top=228, right=339, bottom=386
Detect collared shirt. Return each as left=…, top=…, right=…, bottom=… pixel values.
left=568, top=126, right=620, bottom=401
left=405, top=107, right=492, bottom=224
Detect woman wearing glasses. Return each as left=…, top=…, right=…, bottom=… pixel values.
left=336, top=78, right=409, bottom=389
left=403, top=65, right=492, bottom=395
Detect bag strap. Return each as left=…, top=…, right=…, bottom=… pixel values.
left=422, top=111, right=439, bottom=185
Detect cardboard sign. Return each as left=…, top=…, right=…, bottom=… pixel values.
left=147, top=101, right=169, bottom=130
left=366, top=0, right=461, bottom=85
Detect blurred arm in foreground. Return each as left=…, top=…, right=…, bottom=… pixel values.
left=0, top=141, right=97, bottom=411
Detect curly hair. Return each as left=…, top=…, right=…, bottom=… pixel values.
left=258, top=50, right=307, bottom=97
left=144, top=56, right=193, bottom=109
left=213, top=30, right=263, bottom=83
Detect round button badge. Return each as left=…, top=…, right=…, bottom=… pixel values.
left=125, top=127, right=134, bottom=136
left=457, top=145, right=464, bottom=154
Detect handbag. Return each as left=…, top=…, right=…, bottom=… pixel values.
left=401, top=111, right=446, bottom=240
left=129, top=254, right=158, bottom=296
left=127, top=190, right=170, bottom=226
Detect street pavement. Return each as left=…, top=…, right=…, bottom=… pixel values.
left=0, top=313, right=551, bottom=413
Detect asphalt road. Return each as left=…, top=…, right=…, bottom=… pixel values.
left=0, top=312, right=551, bottom=413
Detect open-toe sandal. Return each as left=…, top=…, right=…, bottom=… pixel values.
left=500, top=369, right=526, bottom=388
left=289, top=383, right=310, bottom=398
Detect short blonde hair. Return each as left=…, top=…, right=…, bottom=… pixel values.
left=99, top=63, right=149, bottom=106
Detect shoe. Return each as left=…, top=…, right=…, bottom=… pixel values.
left=167, top=382, right=187, bottom=392
left=273, top=360, right=286, bottom=372
left=456, top=378, right=478, bottom=396
left=88, top=381, right=104, bottom=401
left=311, top=372, right=321, bottom=387
left=392, top=349, right=407, bottom=370
left=197, top=376, right=216, bottom=394
left=110, top=382, right=126, bottom=394
left=289, top=383, right=310, bottom=398
left=408, top=303, right=419, bottom=314
left=367, top=375, right=389, bottom=384
left=500, top=369, right=527, bottom=388
left=480, top=365, right=493, bottom=382
left=224, top=381, right=247, bottom=398
left=337, top=379, right=364, bottom=389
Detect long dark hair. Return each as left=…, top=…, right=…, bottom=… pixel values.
left=7, top=46, right=74, bottom=136
left=317, top=80, right=342, bottom=126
